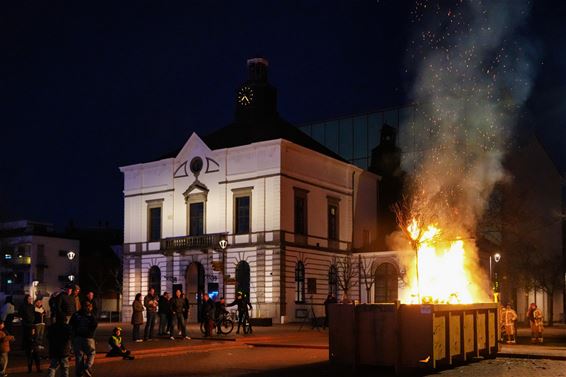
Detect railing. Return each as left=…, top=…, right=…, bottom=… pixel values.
left=127, top=230, right=352, bottom=254
left=161, top=232, right=227, bottom=251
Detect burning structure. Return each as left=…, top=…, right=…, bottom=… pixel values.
left=302, top=0, right=563, bottom=322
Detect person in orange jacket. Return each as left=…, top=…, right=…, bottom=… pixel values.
left=503, top=303, right=518, bottom=344
left=0, top=319, right=16, bottom=376
left=527, top=302, right=544, bottom=343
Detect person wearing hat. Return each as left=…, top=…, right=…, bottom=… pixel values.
left=227, top=291, right=253, bottom=334
left=107, top=327, right=134, bottom=360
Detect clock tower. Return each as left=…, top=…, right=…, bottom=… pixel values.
left=235, top=58, right=278, bottom=123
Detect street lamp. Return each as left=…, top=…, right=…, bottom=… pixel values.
left=68, top=274, right=75, bottom=282
left=67, top=250, right=76, bottom=260
left=489, top=253, right=502, bottom=303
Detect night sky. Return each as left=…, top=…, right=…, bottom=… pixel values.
left=0, top=1, right=564, bottom=231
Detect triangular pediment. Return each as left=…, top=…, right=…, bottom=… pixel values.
left=176, top=133, right=211, bottom=161
left=183, top=179, right=209, bottom=198
left=173, top=132, right=221, bottom=179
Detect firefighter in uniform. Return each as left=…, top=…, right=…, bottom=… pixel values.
left=527, top=302, right=544, bottom=343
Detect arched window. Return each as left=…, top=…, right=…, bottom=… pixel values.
left=295, top=261, right=305, bottom=303
left=236, top=261, right=251, bottom=298
left=148, top=266, right=161, bottom=296
left=328, top=265, right=338, bottom=298
left=374, top=263, right=398, bottom=303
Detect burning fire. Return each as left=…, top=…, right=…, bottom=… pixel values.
left=401, top=219, right=486, bottom=305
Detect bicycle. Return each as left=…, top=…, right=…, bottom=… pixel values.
left=236, top=311, right=253, bottom=334
left=200, top=313, right=234, bottom=335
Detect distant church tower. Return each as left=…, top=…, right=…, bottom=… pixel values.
left=369, top=124, right=405, bottom=251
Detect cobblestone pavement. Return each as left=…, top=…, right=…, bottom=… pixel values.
left=432, top=358, right=566, bottom=377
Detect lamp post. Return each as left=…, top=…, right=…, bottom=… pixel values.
left=67, top=250, right=77, bottom=284
left=218, top=235, right=228, bottom=298
left=489, top=253, right=501, bottom=303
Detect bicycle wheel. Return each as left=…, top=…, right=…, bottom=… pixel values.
left=219, top=318, right=234, bottom=335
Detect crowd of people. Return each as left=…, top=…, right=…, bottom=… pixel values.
left=0, top=284, right=135, bottom=377
left=136, top=288, right=253, bottom=341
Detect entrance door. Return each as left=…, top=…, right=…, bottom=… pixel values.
left=186, top=262, right=205, bottom=323
left=236, top=261, right=251, bottom=299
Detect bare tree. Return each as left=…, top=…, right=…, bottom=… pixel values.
left=359, top=256, right=376, bottom=303
left=336, top=255, right=358, bottom=301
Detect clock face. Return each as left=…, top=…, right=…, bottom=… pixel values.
left=237, top=86, right=254, bottom=106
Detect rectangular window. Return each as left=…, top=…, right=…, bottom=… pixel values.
left=146, top=200, right=164, bottom=242
left=307, top=278, right=317, bottom=294
left=294, top=188, right=308, bottom=236
left=36, top=266, right=45, bottom=282
left=235, top=196, right=250, bottom=234
left=189, top=202, right=204, bottom=236
left=149, top=207, right=162, bottom=241
left=328, top=203, right=339, bottom=241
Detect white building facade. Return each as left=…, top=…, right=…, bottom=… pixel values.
left=120, top=58, right=379, bottom=323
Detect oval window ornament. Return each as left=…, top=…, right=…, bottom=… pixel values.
left=189, top=156, right=203, bottom=175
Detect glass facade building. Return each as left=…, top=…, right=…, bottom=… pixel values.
left=298, top=104, right=418, bottom=169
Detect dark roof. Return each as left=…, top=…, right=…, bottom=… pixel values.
left=203, top=117, right=347, bottom=162
left=159, top=116, right=347, bottom=163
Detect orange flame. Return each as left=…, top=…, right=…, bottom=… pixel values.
left=401, top=219, right=485, bottom=304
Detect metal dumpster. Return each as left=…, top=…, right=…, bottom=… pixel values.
left=329, top=303, right=498, bottom=373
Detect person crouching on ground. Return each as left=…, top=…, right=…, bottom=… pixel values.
left=0, top=319, right=15, bottom=377
left=46, top=321, right=72, bottom=377
left=107, top=327, right=134, bottom=360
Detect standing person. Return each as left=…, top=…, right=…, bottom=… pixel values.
left=106, top=327, right=135, bottom=360
left=143, top=288, right=158, bottom=341
left=25, top=327, right=41, bottom=373
left=131, top=294, right=144, bottom=343
left=158, top=292, right=172, bottom=337
left=46, top=321, right=72, bottom=377
left=19, top=294, right=35, bottom=353
left=201, top=294, right=215, bottom=337
left=0, top=297, right=15, bottom=334
left=503, top=303, right=518, bottom=344
left=69, top=301, right=97, bottom=377
left=323, top=293, right=337, bottom=329
left=214, top=297, right=228, bottom=334
left=83, top=292, right=97, bottom=319
left=72, top=285, right=81, bottom=314
left=170, top=290, right=190, bottom=340
left=57, top=285, right=76, bottom=324
left=181, top=293, right=190, bottom=329
left=33, top=299, right=46, bottom=346
left=0, top=320, right=15, bottom=377
left=49, top=290, right=62, bottom=324
left=527, top=302, right=544, bottom=343
left=227, top=292, right=252, bottom=334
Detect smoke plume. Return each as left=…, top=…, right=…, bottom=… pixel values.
left=401, top=0, right=537, bottom=237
